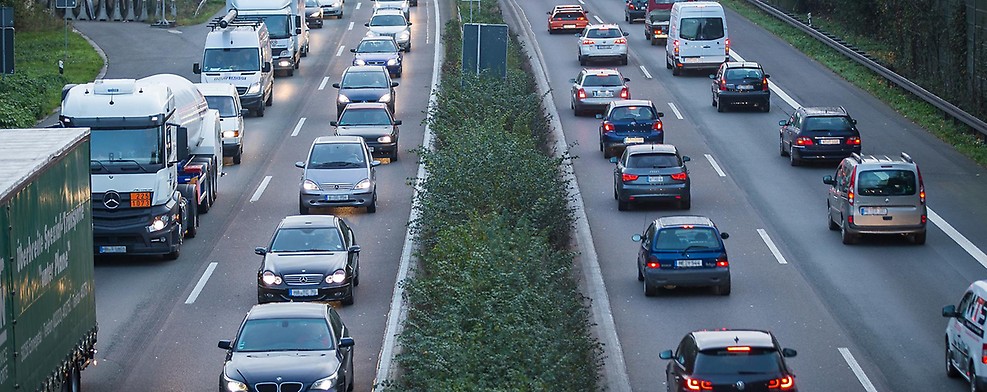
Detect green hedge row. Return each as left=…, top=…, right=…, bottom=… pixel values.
left=388, top=3, right=603, bottom=391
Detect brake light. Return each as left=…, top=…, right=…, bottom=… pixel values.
left=672, top=39, right=679, bottom=56
left=615, top=38, right=627, bottom=44
left=768, top=375, right=795, bottom=390
left=646, top=255, right=660, bottom=269
left=715, top=255, right=728, bottom=267
left=846, top=136, right=861, bottom=145
left=847, top=166, right=857, bottom=205
left=719, top=78, right=727, bottom=91
left=622, top=173, right=639, bottom=182
left=578, top=16, right=585, bottom=21
left=685, top=377, right=713, bottom=390
left=620, top=87, right=629, bottom=99
left=577, top=88, right=587, bottom=99
left=670, top=172, right=687, bottom=181
left=794, top=137, right=814, bottom=146
left=726, top=346, right=751, bottom=352
left=917, top=167, right=925, bottom=204
left=921, top=214, right=927, bottom=224
left=762, top=77, right=769, bottom=91
left=603, top=122, right=615, bottom=132
left=582, top=39, right=596, bottom=45
left=652, top=121, right=663, bottom=131
left=724, top=38, right=730, bottom=56
left=627, top=3, right=634, bottom=8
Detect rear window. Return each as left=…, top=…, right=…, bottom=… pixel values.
left=653, top=227, right=719, bottom=251
left=856, top=170, right=917, bottom=196
left=679, top=17, right=724, bottom=40
left=724, top=68, right=763, bottom=81
left=627, top=153, right=680, bottom=168
left=802, top=116, right=854, bottom=133
left=694, top=348, right=783, bottom=375
left=648, top=10, right=671, bottom=23
left=554, top=12, right=584, bottom=20
left=582, top=74, right=623, bottom=87
left=586, top=28, right=623, bottom=39
left=609, top=106, right=656, bottom=121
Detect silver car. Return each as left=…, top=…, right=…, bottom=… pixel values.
left=373, top=0, right=409, bottom=19
left=570, top=68, right=630, bottom=116
left=823, top=152, right=927, bottom=245
left=366, top=10, right=413, bottom=52
left=577, top=24, right=629, bottom=66
left=296, top=136, right=380, bottom=214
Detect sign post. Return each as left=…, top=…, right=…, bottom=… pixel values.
left=0, top=7, right=13, bottom=79
left=56, top=0, right=78, bottom=75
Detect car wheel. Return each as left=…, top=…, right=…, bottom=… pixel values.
left=599, top=140, right=604, bottom=152
left=367, top=193, right=377, bottom=213
left=912, top=231, right=927, bottom=245
left=625, top=13, right=628, bottom=22
left=637, top=264, right=644, bottom=281
left=406, top=42, right=412, bottom=52
left=671, top=64, right=680, bottom=76
left=613, top=186, right=619, bottom=200
left=714, top=283, right=731, bottom=296
left=679, top=196, right=691, bottom=210
left=579, top=56, right=587, bottom=66
left=618, top=200, right=629, bottom=211
left=827, top=205, right=839, bottom=231
left=946, top=342, right=960, bottom=378
left=299, top=201, right=310, bottom=215
left=266, top=86, right=274, bottom=106
left=164, top=249, right=180, bottom=260
left=841, top=218, right=857, bottom=244
left=573, top=101, right=581, bottom=116
left=650, top=38, right=657, bottom=46
left=717, top=98, right=726, bottom=112
left=762, top=100, right=771, bottom=112
left=255, top=104, right=265, bottom=117
left=603, top=146, right=612, bottom=159
left=353, top=269, right=360, bottom=287
left=341, top=290, right=355, bottom=306
left=666, top=57, right=672, bottom=69
left=390, top=148, right=399, bottom=161
left=711, top=95, right=717, bottom=107
left=621, top=55, right=628, bottom=66
left=286, top=68, right=294, bottom=77
left=779, top=138, right=788, bottom=157
left=789, top=146, right=801, bottom=166
left=971, top=361, right=980, bottom=392
left=643, top=280, right=658, bottom=297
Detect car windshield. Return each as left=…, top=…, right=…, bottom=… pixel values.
left=338, top=108, right=392, bottom=126
left=653, top=227, right=719, bottom=251
left=308, top=143, right=367, bottom=168
left=586, top=28, right=622, bottom=39
left=694, top=348, right=783, bottom=375
left=627, top=153, right=679, bottom=168
left=553, top=12, right=584, bottom=20
left=341, top=71, right=389, bottom=88
left=856, top=170, right=917, bottom=196
left=582, top=74, right=623, bottom=87
left=236, top=318, right=334, bottom=352
left=610, top=106, right=655, bottom=121
left=802, top=116, right=853, bottom=132
left=679, top=17, right=724, bottom=40
left=357, top=39, right=398, bottom=53
left=270, top=227, right=345, bottom=252
left=305, top=0, right=317, bottom=6
left=205, top=96, right=238, bottom=118
left=256, top=15, right=291, bottom=39
left=202, top=48, right=260, bottom=72
left=725, top=68, right=763, bottom=81
left=369, top=14, right=407, bottom=26
left=648, top=10, right=671, bottom=23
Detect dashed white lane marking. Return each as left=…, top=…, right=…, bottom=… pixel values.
left=185, top=262, right=218, bottom=304
left=348, top=21, right=354, bottom=30
left=928, top=208, right=987, bottom=269
left=704, top=154, right=726, bottom=177
left=167, top=29, right=182, bottom=34
left=667, top=102, right=683, bottom=120
left=318, top=77, right=330, bottom=90
left=335, top=45, right=345, bottom=56
left=578, top=0, right=584, bottom=4
left=639, top=65, right=652, bottom=79
left=756, top=229, right=789, bottom=265
left=355, top=2, right=361, bottom=9
left=291, top=117, right=307, bottom=137
left=250, top=176, right=272, bottom=202
left=838, top=348, right=879, bottom=392
left=593, top=15, right=604, bottom=24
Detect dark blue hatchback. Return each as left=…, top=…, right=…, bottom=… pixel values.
left=632, top=216, right=730, bottom=296
left=598, top=99, right=665, bottom=158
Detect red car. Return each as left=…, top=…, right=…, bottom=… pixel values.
left=547, top=5, right=589, bottom=34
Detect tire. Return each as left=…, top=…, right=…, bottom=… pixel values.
left=198, top=181, right=212, bottom=214
left=164, top=249, right=180, bottom=260
left=717, top=99, right=726, bottom=112
left=625, top=13, right=629, bottom=22
left=621, top=55, right=628, bottom=66
left=946, top=342, right=960, bottom=378
left=643, top=280, right=658, bottom=297
left=287, top=68, right=294, bottom=76
left=406, top=42, right=412, bottom=52
left=637, top=264, right=644, bottom=281
left=827, top=205, right=839, bottom=231
left=779, top=138, right=788, bottom=156
left=390, top=148, right=399, bottom=161
left=341, top=289, right=354, bottom=306
left=671, top=64, right=680, bottom=76
left=789, top=146, right=801, bottom=166
left=233, top=148, right=242, bottom=164
left=299, top=201, right=310, bottom=215
left=367, top=193, right=377, bottom=213
left=714, top=283, right=731, bottom=296
left=680, top=196, right=691, bottom=210
left=265, top=87, right=274, bottom=106
left=666, top=57, right=672, bottom=69
left=912, top=231, right=927, bottom=245
left=618, top=200, right=629, bottom=211
left=971, top=362, right=980, bottom=392
left=762, top=100, right=771, bottom=112
left=579, top=56, right=587, bottom=66
left=841, top=218, right=857, bottom=245
left=573, top=102, right=582, bottom=117
left=603, top=146, right=612, bottom=159
left=255, top=103, right=265, bottom=117
left=711, top=96, right=717, bottom=107
left=651, top=38, right=657, bottom=46
left=353, top=268, right=360, bottom=287
left=185, top=198, right=198, bottom=239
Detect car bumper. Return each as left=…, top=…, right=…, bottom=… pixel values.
left=673, top=56, right=726, bottom=70
left=222, top=142, right=241, bottom=157
left=645, top=267, right=729, bottom=288
left=618, top=182, right=688, bottom=201
left=321, top=6, right=342, bottom=16
left=258, top=284, right=352, bottom=303
left=300, top=191, right=375, bottom=208
left=274, top=56, right=295, bottom=70
left=845, top=221, right=926, bottom=235
left=717, top=90, right=770, bottom=105
left=574, top=98, right=617, bottom=110
left=306, top=16, right=323, bottom=25
left=550, top=23, right=588, bottom=31
left=580, top=47, right=628, bottom=59
left=94, top=220, right=181, bottom=256
left=792, top=145, right=860, bottom=160
left=627, top=10, right=646, bottom=20
left=239, top=91, right=264, bottom=109
left=367, top=141, right=397, bottom=156
left=602, top=134, right=664, bottom=152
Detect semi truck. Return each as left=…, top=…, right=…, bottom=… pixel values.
left=60, top=74, right=223, bottom=260
left=0, top=128, right=98, bottom=392
left=227, top=0, right=309, bottom=76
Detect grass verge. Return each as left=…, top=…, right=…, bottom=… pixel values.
left=175, top=0, right=226, bottom=26
left=720, top=0, right=987, bottom=166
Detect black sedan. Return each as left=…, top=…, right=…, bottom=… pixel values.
left=333, top=65, right=398, bottom=119
left=218, top=303, right=355, bottom=392
left=255, top=215, right=361, bottom=306
left=710, top=61, right=771, bottom=112
left=659, top=329, right=798, bottom=391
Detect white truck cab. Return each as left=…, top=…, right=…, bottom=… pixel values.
left=944, top=280, right=987, bottom=391
left=665, top=1, right=728, bottom=76
left=194, top=14, right=274, bottom=118
left=195, top=83, right=245, bottom=164
left=228, top=0, right=309, bottom=76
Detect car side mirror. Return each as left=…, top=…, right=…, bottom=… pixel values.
left=295, top=161, right=305, bottom=168
left=764, top=74, right=771, bottom=78
left=407, top=22, right=413, bottom=26
left=624, top=77, right=631, bottom=82
left=659, top=350, right=673, bottom=360
left=682, top=156, right=690, bottom=162
left=657, top=112, right=665, bottom=118
left=262, top=62, right=272, bottom=73
left=391, top=82, right=399, bottom=87
left=623, top=31, right=629, bottom=36
left=595, top=114, right=604, bottom=119
left=193, top=63, right=201, bottom=74
left=218, top=340, right=233, bottom=350
left=339, top=337, right=355, bottom=348
left=720, top=232, right=730, bottom=240
left=631, top=234, right=642, bottom=242
left=546, top=11, right=551, bottom=15
left=781, top=348, right=797, bottom=358
left=822, top=175, right=835, bottom=185
left=708, top=74, right=716, bottom=79
left=778, top=120, right=788, bottom=126
left=568, top=78, right=576, bottom=83
left=364, top=23, right=370, bottom=27
left=851, top=119, right=858, bottom=124
left=255, top=247, right=267, bottom=255
left=394, top=120, right=402, bottom=126
left=371, top=160, right=382, bottom=167
left=348, top=245, right=361, bottom=253
left=330, top=121, right=338, bottom=127
left=609, top=157, right=618, bottom=164
left=350, top=48, right=357, bottom=53
left=296, top=28, right=302, bottom=35
left=943, top=305, right=960, bottom=318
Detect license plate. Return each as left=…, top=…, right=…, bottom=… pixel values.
left=593, top=91, right=614, bottom=98
left=860, top=207, right=888, bottom=215
left=819, top=139, right=840, bottom=145
left=326, top=194, right=349, bottom=201
left=597, top=45, right=613, bottom=50
left=648, top=176, right=664, bottom=183
left=683, top=57, right=700, bottom=63
left=676, top=259, right=703, bottom=268
left=290, top=289, right=319, bottom=297
left=737, top=85, right=754, bottom=90
left=99, top=246, right=127, bottom=254
left=564, top=24, right=576, bottom=28
left=624, top=137, right=644, bottom=144
left=368, top=146, right=375, bottom=152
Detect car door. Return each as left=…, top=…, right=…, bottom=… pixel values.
left=667, top=335, right=695, bottom=389
left=783, top=111, right=800, bottom=147
left=637, top=223, right=656, bottom=273
left=828, top=161, right=846, bottom=223
left=338, top=219, right=358, bottom=274
left=571, top=71, right=584, bottom=102
left=710, top=64, right=724, bottom=98
left=328, top=308, right=354, bottom=383
left=951, top=292, right=975, bottom=374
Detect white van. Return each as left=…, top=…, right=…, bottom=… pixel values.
left=195, top=83, right=246, bottom=164
left=194, top=17, right=274, bottom=117
left=665, top=1, right=728, bottom=76
left=944, top=280, right=987, bottom=391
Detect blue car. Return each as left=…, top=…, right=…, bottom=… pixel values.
left=351, top=36, right=404, bottom=77
left=597, top=99, right=665, bottom=158
left=631, top=215, right=731, bottom=296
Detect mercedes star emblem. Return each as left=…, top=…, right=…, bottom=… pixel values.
left=103, top=191, right=121, bottom=210
left=735, top=380, right=745, bottom=390
left=334, top=184, right=340, bottom=190
left=299, top=276, right=309, bottom=283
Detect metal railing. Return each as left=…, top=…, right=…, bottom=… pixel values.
left=742, top=0, right=987, bottom=138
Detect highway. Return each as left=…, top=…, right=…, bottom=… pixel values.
left=500, top=1, right=987, bottom=391
left=72, top=0, right=448, bottom=390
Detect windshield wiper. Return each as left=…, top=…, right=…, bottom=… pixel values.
left=681, top=245, right=711, bottom=254
left=107, top=159, right=152, bottom=172
left=90, top=160, right=109, bottom=172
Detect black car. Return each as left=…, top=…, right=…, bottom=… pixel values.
left=659, top=329, right=798, bottom=391
left=779, top=106, right=861, bottom=166
left=710, top=61, right=770, bottom=112
left=255, top=215, right=361, bottom=305
left=333, top=65, right=398, bottom=118
left=624, top=0, right=648, bottom=23
left=219, top=303, right=355, bottom=392
left=643, top=8, right=671, bottom=45
left=304, top=0, right=324, bottom=28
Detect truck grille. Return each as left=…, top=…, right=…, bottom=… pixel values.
left=284, top=273, right=323, bottom=285
left=236, top=87, right=248, bottom=95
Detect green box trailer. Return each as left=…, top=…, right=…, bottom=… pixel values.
left=0, top=128, right=96, bottom=392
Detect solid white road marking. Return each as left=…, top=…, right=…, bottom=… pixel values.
left=291, top=117, right=307, bottom=137
left=335, top=45, right=345, bottom=56
left=318, top=77, right=330, bottom=90
left=185, top=262, right=218, bottom=304
left=730, top=51, right=800, bottom=110
left=839, top=348, right=879, bottom=392
left=578, top=0, right=585, bottom=3
left=355, top=2, right=361, bottom=9
left=667, top=102, right=683, bottom=120
left=757, top=229, right=789, bottom=265
left=249, top=176, right=272, bottom=202
left=929, top=208, right=987, bottom=269
left=593, top=15, right=604, bottom=24
left=348, top=21, right=354, bottom=30
left=639, top=65, right=652, bottom=79
left=704, top=154, right=726, bottom=177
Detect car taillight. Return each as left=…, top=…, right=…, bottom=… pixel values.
left=715, top=254, right=728, bottom=267
left=577, top=88, right=587, bottom=99
left=615, top=38, right=627, bottom=44
left=603, top=122, right=615, bottom=132
left=670, top=172, right=687, bottom=181
left=762, top=77, right=769, bottom=91
left=652, top=121, right=663, bottom=131
left=846, top=136, right=861, bottom=145
left=627, top=3, right=634, bottom=8
left=622, top=173, right=639, bottom=182
left=582, top=39, right=596, bottom=45
left=646, top=255, right=660, bottom=269
left=847, top=167, right=857, bottom=205
left=768, top=375, right=795, bottom=390
left=578, top=16, right=585, bottom=20
left=724, top=38, right=730, bottom=56
left=795, top=136, right=814, bottom=146
left=620, top=87, right=630, bottom=99
left=719, top=78, right=727, bottom=91
left=685, top=377, right=713, bottom=390
left=917, top=167, right=925, bottom=204
left=673, top=39, right=679, bottom=56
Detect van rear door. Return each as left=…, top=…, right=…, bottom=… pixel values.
left=676, top=8, right=726, bottom=64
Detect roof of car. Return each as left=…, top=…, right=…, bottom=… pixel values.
left=247, top=303, right=328, bottom=320
left=799, top=106, right=848, bottom=116
left=552, top=4, right=584, bottom=11
left=345, top=65, right=389, bottom=73
left=849, top=152, right=917, bottom=167
left=611, top=99, right=653, bottom=108
left=372, top=9, right=405, bottom=16
left=656, top=215, right=715, bottom=228
left=582, top=68, right=621, bottom=76
left=360, top=35, right=397, bottom=42
left=278, top=215, right=339, bottom=229
left=625, top=143, right=677, bottom=155
left=342, top=102, right=390, bottom=110
left=193, top=82, right=238, bottom=96
left=691, top=329, right=776, bottom=351
left=587, top=23, right=621, bottom=30
left=724, top=61, right=762, bottom=69
left=314, top=135, right=365, bottom=144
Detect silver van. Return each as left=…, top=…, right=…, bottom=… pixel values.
left=823, top=152, right=927, bottom=244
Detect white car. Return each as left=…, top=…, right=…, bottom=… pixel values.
left=195, top=83, right=246, bottom=164
left=365, top=10, right=412, bottom=52
left=944, top=280, right=987, bottom=391
left=372, top=0, right=409, bottom=19
left=577, top=24, right=629, bottom=66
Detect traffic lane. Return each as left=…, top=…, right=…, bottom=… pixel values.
left=74, top=20, right=213, bottom=80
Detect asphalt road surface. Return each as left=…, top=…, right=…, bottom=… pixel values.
left=72, top=0, right=448, bottom=389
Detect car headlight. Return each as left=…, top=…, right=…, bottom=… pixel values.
left=302, top=179, right=321, bottom=191
left=146, top=214, right=171, bottom=233
left=246, top=82, right=261, bottom=95
left=354, top=178, right=371, bottom=190
left=222, top=130, right=238, bottom=138
left=377, top=135, right=392, bottom=143
left=261, top=270, right=283, bottom=286
left=398, top=31, right=411, bottom=41
left=310, top=373, right=339, bottom=390
left=337, top=94, right=350, bottom=103
left=353, top=58, right=366, bottom=66
left=378, top=93, right=391, bottom=103
left=386, top=58, right=398, bottom=66
left=224, top=374, right=248, bottom=392
left=325, top=269, right=347, bottom=284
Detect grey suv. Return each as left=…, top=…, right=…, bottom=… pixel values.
left=823, top=152, right=927, bottom=245
left=296, top=136, right=380, bottom=214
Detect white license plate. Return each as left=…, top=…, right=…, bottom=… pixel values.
left=326, top=194, right=349, bottom=201
left=818, top=139, right=840, bottom=145
left=648, top=176, right=664, bottom=183
left=368, top=146, right=375, bottom=152
left=99, top=246, right=127, bottom=254
left=290, top=289, right=319, bottom=297
left=676, top=259, right=703, bottom=268
left=737, top=85, right=754, bottom=90
left=624, top=137, right=644, bottom=144
left=860, top=207, right=888, bottom=215
left=564, top=24, right=576, bottom=28
left=593, top=91, right=614, bottom=98
left=597, top=45, right=613, bottom=50
left=683, top=57, right=700, bottom=63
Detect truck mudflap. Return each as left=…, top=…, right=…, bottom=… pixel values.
left=40, top=326, right=97, bottom=392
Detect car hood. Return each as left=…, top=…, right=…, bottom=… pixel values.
left=305, top=167, right=369, bottom=186
left=353, top=52, right=400, bottom=62
left=226, top=351, right=341, bottom=384
left=338, top=88, right=389, bottom=101
left=306, top=9, right=321, bottom=16
left=368, top=26, right=408, bottom=35
left=335, top=125, right=393, bottom=138
left=264, top=252, right=348, bottom=274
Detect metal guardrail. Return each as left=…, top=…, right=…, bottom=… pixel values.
left=742, top=0, right=987, bottom=138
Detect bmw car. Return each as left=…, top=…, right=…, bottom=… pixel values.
left=350, top=36, right=403, bottom=77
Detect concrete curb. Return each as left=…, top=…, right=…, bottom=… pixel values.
left=498, top=0, right=633, bottom=391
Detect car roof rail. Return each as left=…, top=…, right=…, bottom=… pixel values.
left=849, top=152, right=863, bottom=163
left=900, top=152, right=914, bottom=163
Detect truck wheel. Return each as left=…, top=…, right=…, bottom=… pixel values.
left=61, top=363, right=81, bottom=392
left=185, top=199, right=198, bottom=239
left=198, top=182, right=212, bottom=214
